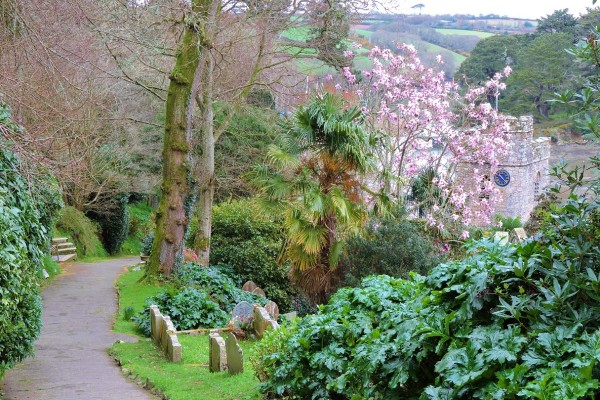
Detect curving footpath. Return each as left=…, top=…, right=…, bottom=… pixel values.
left=1, top=258, right=154, bottom=400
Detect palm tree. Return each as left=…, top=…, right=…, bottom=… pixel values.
left=248, top=92, right=375, bottom=303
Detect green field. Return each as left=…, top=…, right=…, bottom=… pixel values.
left=353, top=29, right=373, bottom=37
left=434, top=28, right=495, bottom=38
left=426, top=43, right=466, bottom=64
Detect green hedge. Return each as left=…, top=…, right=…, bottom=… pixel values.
left=0, top=148, right=46, bottom=376
left=189, top=199, right=298, bottom=312
left=255, top=193, right=600, bottom=399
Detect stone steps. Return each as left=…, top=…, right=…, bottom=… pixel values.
left=51, top=237, right=77, bottom=262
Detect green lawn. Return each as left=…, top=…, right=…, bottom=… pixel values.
left=113, top=267, right=165, bottom=336
left=110, top=337, right=261, bottom=400
left=434, top=28, right=495, bottom=38
left=111, top=266, right=262, bottom=399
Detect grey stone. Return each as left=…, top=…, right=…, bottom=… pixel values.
left=161, top=316, right=176, bottom=351
left=231, top=301, right=254, bottom=323
left=42, top=269, right=50, bottom=279
left=253, top=305, right=277, bottom=338
left=252, top=287, right=266, bottom=298
left=132, top=266, right=141, bottom=271
left=149, top=305, right=163, bottom=346
left=241, top=280, right=257, bottom=292
left=225, top=333, right=243, bottom=375
left=281, top=311, right=297, bottom=321
left=166, top=333, right=182, bottom=363
left=494, top=231, right=509, bottom=245
left=264, top=301, right=279, bottom=320
left=209, top=332, right=227, bottom=372
left=512, top=227, right=528, bottom=242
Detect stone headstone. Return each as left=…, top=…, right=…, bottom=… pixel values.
left=42, top=269, right=50, bottom=279
left=149, top=305, right=163, bottom=346
left=209, top=332, right=227, bottom=372
left=242, top=281, right=257, bottom=293
left=166, top=333, right=182, bottom=363
left=264, top=301, right=279, bottom=320
left=231, top=301, right=254, bottom=323
left=266, top=319, right=280, bottom=331
left=252, top=287, right=266, bottom=298
left=225, top=333, right=243, bottom=375
left=161, top=316, right=176, bottom=351
left=494, top=231, right=509, bottom=245
left=281, top=311, right=297, bottom=321
left=253, top=305, right=277, bottom=338
left=512, top=227, right=528, bottom=243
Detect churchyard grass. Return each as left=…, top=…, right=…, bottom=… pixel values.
left=111, top=266, right=262, bottom=399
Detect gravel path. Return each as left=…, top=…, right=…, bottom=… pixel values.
left=1, top=258, right=154, bottom=400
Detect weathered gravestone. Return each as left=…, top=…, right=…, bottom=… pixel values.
left=253, top=305, right=279, bottom=338
left=149, top=305, right=163, bottom=346
left=512, top=227, right=528, bottom=243
left=225, top=333, right=244, bottom=375
left=209, top=331, right=227, bottom=372
left=161, top=316, right=176, bottom=352
left=264, top=301, right=279, bottom=320
left=494, top=231, right=509, bottom=245
left=252, top=287, right=266, bottom=298
left=241, top=281, right=257, bottom=293
left=231, top=301, right=254, bottom=323
left=166, top=331, right=182, bottom=363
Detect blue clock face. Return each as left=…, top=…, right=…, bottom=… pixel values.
left=494, top=169, right=510, bottom=187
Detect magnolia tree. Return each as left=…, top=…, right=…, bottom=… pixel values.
left=337, top=43, right=513, bottom=234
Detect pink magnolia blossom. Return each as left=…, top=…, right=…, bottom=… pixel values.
left=335, top=42, right=511, bottom=233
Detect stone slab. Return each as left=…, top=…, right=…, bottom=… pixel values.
left=252, top=287, right=266, bottom=298
left=242, top=281, right=257, bottom=292
left=225, top=333, right=243, bottom=375
left=209, top=332, right=227, bottom=372
left=264, top=301, right=279, bottom=320
left=231, top=301, right=254, bottom=323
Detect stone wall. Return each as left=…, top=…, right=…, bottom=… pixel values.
left=458, top=115, right=550, bottom=223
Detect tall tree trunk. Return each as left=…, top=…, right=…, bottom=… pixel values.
left=194, top=46, right=216, bottom=266
left=191, top=0, right=220, bottom=266
left=147, top=8, right=201, bottom=276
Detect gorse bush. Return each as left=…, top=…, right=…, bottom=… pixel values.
left=190, top=199, right=296, bottom=312
left=55, top=206, right=107, bottom=257
left=255, top=191, right=600, bottom=399
left=341, top=215, right=443, bottom=287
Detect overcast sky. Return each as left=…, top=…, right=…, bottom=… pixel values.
left=392, top=0, right=595, bottom=20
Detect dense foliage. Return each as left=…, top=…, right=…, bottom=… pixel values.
left=0, top=146, right=52, bottom=375
left=341, top=216, right=443, bottom=287
left=87, top=194, right=130, bottom=255
left=200, top=199, right=296, bottom=312
left=55, top=206, right=107, bottom=257
left=255, top=190, right=600, bottom=399
left=134, top=263, right=268, bottom=335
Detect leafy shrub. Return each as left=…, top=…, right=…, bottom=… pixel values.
left=141, top=232, right=154, bottom=256
left=177, top=263, right=268, bottom=311
left=55, top=206, right=107, bottom=257
left=189, top=199, right=297, bottom=312
left=255, top=192, right=600, bottom=399
left=494, top=214, right=523, bottom=230
left=524, top=192, right=560, bottom=235
left=341, top=216, right=443, bottom=287
left=127, top=200, right=154, bottom=239
left=133, top=263, right=268, bottom=336
left=0, top=146, right=49, bottom=376
left=86, top=194, right=130, bottom=255
left=134, top=287, right=229, bottom=336
left=123, top=306, right=135, bottom=322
